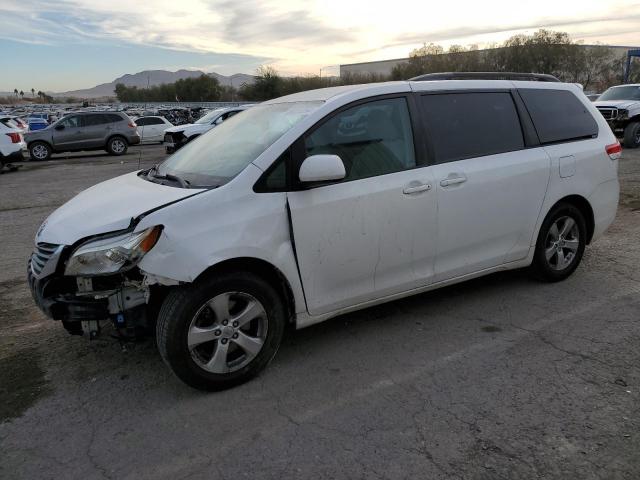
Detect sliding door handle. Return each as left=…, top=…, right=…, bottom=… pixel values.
left=403, top=183, right=431, bottom=195
left=440, top=175, right=467, bottom=187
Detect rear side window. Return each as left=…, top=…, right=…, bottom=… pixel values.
left=84, top=114, right=108, bottom=126
left=304, top=97, right=417, bottom=182
left=148, top=117, right=165, bottom=125
left=107, top=114, right=124, bottom=123
left=519, top=89, right=598, bottom=144
left=136, top=117, right=150, bottom=126
left=420, top=92, right=524, bottom=163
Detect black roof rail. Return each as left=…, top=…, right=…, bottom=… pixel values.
left=410, top=72, right=561, bottom=82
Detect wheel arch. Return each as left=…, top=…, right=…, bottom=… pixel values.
left=547, top=194, right=595, bottom=244
left=194, top=257, right=296, bottom=323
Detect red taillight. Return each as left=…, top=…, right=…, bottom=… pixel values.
left=128, top=122, right=137, bottom=128
left=605, top=142, right=622, bottom=160
left=6, top=132, right=21, bottom=143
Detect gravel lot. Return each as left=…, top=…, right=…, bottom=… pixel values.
left=1, top=145, right=639, bottom=479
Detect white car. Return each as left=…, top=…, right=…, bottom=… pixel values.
left=1, top=116, right=29, bottom=133
left=0, top=121, right=26, bottom=167
left=133, top=116, right=173, bottom=144
left=29, top=77, right=620, bottom=390
left=163, top=106, right=250, bottom=153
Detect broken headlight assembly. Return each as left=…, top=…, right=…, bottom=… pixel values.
left=65, top=226, right=162, bottom=276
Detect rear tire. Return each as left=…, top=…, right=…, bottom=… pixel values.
left=29, top=141, right=52, bottom=161
left=106, top=136, right=128, bottom=156
left=156, top=272, right=285, bottom=391
left=530, top=203, right=586, bottom=282
left=623, top=122, right=640, bottom=149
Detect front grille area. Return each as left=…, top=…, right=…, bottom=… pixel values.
left=597, top=107, right=619, bottom=120
left=164, top=133, right=173, bottom=143
left=31, top=242, right=61, bottom=276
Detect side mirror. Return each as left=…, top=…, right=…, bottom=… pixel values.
left=299, top=154, right=346, bottom=183
left=55, top=124, right=65, bottom=130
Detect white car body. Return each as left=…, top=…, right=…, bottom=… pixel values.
left=133, top=116, right=173, bottom=143
left=35, top=79, right=619, bottom=328
left=1, top=116, right=29, bottom=133
left=0, top=122, right=26, bottom=162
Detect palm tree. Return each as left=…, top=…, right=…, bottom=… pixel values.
left=13, top=88, right=18, bottom=97
left=19, top=90, right=24, bottom=99
left=31, top=88, right=35, bottom=97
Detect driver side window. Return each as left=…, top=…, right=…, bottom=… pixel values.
left=304, top=97, right=417, bottom=182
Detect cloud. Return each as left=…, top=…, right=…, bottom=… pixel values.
left=213, top=0, right=355, bottom=46
left=352, top=12, right=640, bottom=56
left=1, top=0, right=639, bottom=78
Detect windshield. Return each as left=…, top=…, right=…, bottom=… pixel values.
left=194, top=109, right=224, bottom=125
left=158, top=101, right=322, bottom=187
left=598, top=86, right=640, bottom=101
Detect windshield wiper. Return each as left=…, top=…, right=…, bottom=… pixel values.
left=146, top=164, right=190, bottom=188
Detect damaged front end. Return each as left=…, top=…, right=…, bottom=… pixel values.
left=28, top=226, right=165, bottom=339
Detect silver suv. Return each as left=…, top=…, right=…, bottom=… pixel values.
left=25, top=112, right=141, bottom=160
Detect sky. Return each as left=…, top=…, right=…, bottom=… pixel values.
left=0, top=0, right=638, bottom=92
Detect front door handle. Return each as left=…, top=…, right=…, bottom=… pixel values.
left=403, top=183, right=431, bottom=195
left=440, top=175, right=467, bottom=187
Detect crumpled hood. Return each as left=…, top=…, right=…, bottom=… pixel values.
left=165, top=123, right=214, bottom=137
left=594, top=99, right=640, bottom=110
left=36, top=171, right=203, bottom=245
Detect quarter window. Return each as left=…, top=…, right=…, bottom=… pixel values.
left=420, top=92, right=524, bottom=163
left=304, top=97, right=417, bottom=182
left=519, top=89, right=598, bottom=144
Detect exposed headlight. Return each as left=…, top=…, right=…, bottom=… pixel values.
left=65, top=226, right=162, bottom=276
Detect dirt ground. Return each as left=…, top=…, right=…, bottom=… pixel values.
left=0, top=144, right=639, bottom=479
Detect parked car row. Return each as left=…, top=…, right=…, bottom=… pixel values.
left=18, top=106, right=253, bottom=161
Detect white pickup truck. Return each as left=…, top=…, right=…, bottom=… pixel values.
left=594, top=84, right=640, bottom=148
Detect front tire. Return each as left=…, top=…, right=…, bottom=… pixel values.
left=530, top=203, right=586, bottom=282
left=623, top=122, right=640, bottom=149
left=156, top=272, right=286, bottom=390
left=29, top=141, right=52, bottom=161
left=106, top=136, right=128, bottom=156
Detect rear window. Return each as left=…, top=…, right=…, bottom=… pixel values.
left=420, top=92, right=524, bottom=163
left=519, top=89, right=598, bottom=144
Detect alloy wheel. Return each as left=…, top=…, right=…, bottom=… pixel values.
left=187, top=292, right=268, bottom=374
left=544, top=216, right=580, bottom=271
left=32, top=144, right=48, bottom=160
left=111, top=139, right=126, bottom=154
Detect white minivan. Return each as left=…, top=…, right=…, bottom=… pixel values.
left=29, top=77, right=620, bottom=390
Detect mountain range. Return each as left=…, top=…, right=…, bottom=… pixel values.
left=48, top=70, right=256, bottom=98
